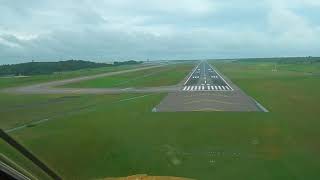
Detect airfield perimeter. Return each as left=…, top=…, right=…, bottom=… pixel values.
left=2, top=60, right=266, bottom=112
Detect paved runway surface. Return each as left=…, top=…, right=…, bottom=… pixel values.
left=182, top=61, right=233, bottom=92
left=155, top=61, right=263, bottom=112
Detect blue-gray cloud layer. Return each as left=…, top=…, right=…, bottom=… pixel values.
left=1, top=0, right=320, bottom=64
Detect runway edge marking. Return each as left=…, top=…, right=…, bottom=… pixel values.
left=183, top=61, right=202, bottom=85
left=206, top=61, right=234, bottom=91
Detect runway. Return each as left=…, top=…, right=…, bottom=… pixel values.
left=182, top=61, right=233, bottom=91
left=155, top=61, right=264, bottom=112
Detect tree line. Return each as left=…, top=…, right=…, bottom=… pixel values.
left=0, top=60, right=143, bottom=76
left=236, top=57, right=320, bottom=64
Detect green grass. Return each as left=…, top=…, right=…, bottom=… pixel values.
left=1, top=60, right=320, bottom=179
left=64, top=63, right=194, bottom=88
left=0, top=64, right=144, bottom=90
left=0, top=93, right=136, bottom=130
left=212, top=61, right=320, bottom=113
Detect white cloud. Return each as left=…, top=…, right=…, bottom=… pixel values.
left=266, top=1, right=320, bottom=48
left=0, top=0, right=319, bottom=64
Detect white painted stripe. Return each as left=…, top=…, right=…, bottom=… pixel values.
left=191, top=86, right=194, bottom=91
left=211, top=86, right=214, bottom=90
left=207, top=86, right=210, bottom=90
left=218, top=86, right=222, bottom=90
left=225, top=86, right=230, bottom=90
left=221, top=86, right=225, bottom=90
left=206, top=62, right=234, bottom=91
left=202, top=86, right=205, bottom=90
left=183, top=86, right=187, bottom=91
left=198, top=86, right=201, bottom=90
left=184, top=62, right=202, bottom=85
left=187, top=86, right=191, bottom=91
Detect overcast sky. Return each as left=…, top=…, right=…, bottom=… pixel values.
left=1, top=0, right=320, bottom=64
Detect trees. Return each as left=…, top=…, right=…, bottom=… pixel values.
left=0, top=60, right=143, bottom=76
left=0, top=60, right=105, bottom=76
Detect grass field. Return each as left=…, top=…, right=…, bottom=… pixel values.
left=212, top=60, right=320, bottom=113
left=1, top=59, right=320, bottom=179
left=63, top=63, right=194, bottom=88
left=0, top=64, right=145, bottom=90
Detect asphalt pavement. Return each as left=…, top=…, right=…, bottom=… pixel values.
left=182, top=61, right=233, bottom=91
left=155, top=61, right=263, bottom=112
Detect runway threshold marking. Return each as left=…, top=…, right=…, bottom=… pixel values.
left=181, top=85, right=233, bottom=91
left=206, top=62, right=234, bottom=91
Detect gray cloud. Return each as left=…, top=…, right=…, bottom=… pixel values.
left=0, top=0, right=320, bottom=64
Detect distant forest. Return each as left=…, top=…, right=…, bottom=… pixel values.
left=0, top=60, right=143, bottom=76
